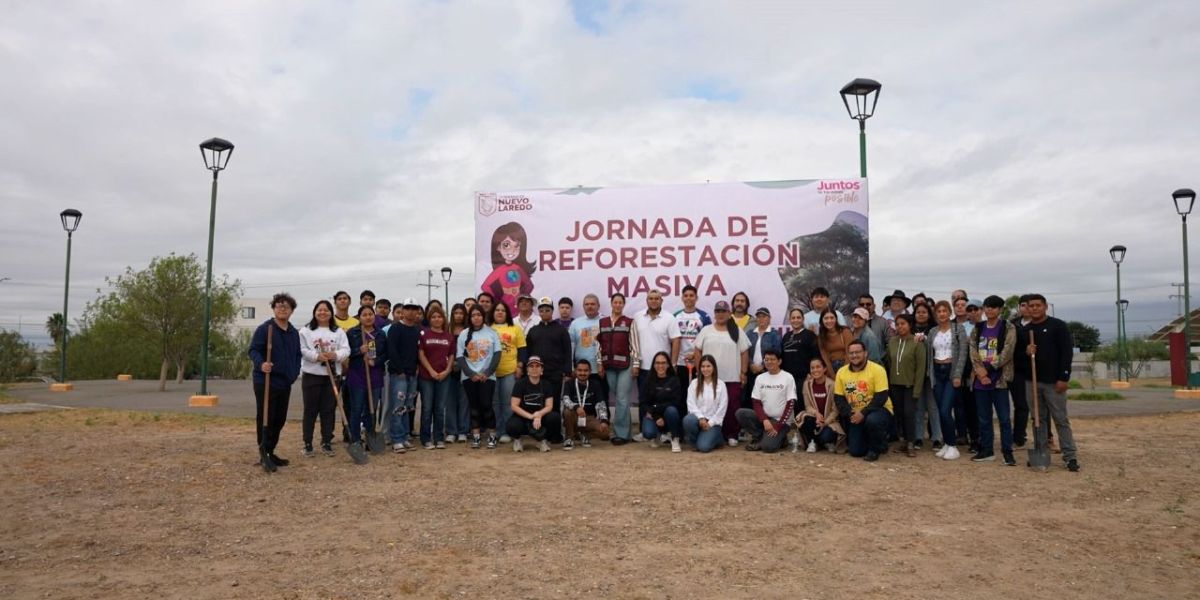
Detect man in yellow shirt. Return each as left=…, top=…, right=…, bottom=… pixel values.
left=833, top=340, right=893, bottom=461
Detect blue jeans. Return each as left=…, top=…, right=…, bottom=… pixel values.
left=346, top=386, right=381, bottom=443
left=975, top=387, right=1012, bottom=454
left=388, top=373, right=419, bottom=443
left=932, top=363, right=958, bottom=446
left=641, top=405, right=683, bottom=440
left=913, top=378, right=941, bottom=443
left=418, top=377, right=449, bottom=445
left=683, top=413, right=724, bottom=453
left=845, top=410, right=891, bottom=457
left=605, top=367, right=633, bottom=441
left=444, top=376, right=468, bottom=436
left=493, top=373, right=516, bottom=434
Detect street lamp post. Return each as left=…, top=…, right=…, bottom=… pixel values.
left=1173, top=188, right=1195, bottom=389
left=56, top=209, right=82, bottom=389
left=196, top=138, right=234, bottom=401
left=1109, top=245, right=1127, bottom=381
left=839, top=78, right=882, bottom=178
left=440, top=267, right=452, bottom=315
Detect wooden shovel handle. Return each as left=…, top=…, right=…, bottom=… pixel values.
left=1028, top=330, right=1038, bottom=429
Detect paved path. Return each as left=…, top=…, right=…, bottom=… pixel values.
left=5, top=380, right=1200, bottom=420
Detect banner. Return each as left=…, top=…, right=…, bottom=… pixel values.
left=474, top=179, right=869, bottom=324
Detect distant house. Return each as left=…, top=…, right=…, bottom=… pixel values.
left=233, top=297, right=274, bottom=332
left=1146, top=308, right=1200, bottom=347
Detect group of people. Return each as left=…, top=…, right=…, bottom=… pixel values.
left=246, top=285, right=1079, bottom=474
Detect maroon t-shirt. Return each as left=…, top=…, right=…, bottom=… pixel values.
left=418, top=328, right=455, bottom=380
left=811, top=380, right=828, bottom=415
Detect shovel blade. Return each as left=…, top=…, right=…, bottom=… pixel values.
left=369, top=431, right=388, bottom=455
left=346, top=441, right=369, bottom=465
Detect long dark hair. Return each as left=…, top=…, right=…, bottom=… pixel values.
left=307, top=299, right=338, bottom=331
left=649, top=351, right=675, bottom=379
left=818, top=308, right=844, bottom=338
left=698, top=354, right=719, bottom=398
left=464, top=305, right=487, bottom=348
left=913, top=303, right=934, bottom=334
left=492, top=301, right=513, bottom=326
left=490, top=221, right=537, bottom=277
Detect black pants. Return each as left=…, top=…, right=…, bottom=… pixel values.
left=464, top=378, right=496, bottom=432
left=301, top=372, right=335, bottom=447
left=506, top=411, right=562, bottom=442
left=798, top=415, right=838, bottom=446
left=890, top=384, right=916, bottom=442
left=955, top=384, right=979, bottom=446
left=254, top=381, right=292, bottom=455
left=1010, top=374, right=1029, bottom=444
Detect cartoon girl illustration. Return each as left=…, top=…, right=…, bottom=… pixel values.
left=482, top=221, right=536, bottom=315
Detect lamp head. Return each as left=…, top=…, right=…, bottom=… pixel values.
left=440, top=266, right=452, bottom=283
left=1108, top=244, right=1127, bottom=265
left=1172, top=188, right=1195, bottom=217
left=199, top=137, right=235, bottom=172
left=60, top=208, right=82, bottom=233
left=839, top=78, right=882, bottom=121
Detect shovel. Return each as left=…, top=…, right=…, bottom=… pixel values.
left=1027, top=331, right=1051, bottom=470
left=326, top=360, right=367, bottom=465
left=259, top=325, right=277, bottom=473
left=363, top=335, right=388, bottom=455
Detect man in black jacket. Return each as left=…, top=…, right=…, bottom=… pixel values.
left=525, top=296, right=572, bottom=442
left=1018, top=294, right=1079, bottom=472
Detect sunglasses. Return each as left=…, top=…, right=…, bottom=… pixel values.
left=859, top=302, right=872, bottom=307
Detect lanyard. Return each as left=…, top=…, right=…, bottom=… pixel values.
left=574, top=378, right=589, bottom=408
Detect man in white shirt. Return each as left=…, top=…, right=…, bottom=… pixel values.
left=515, top=294, right=538, bottom=335
left=803, top=286, right=846, bottom=332
left=633, top=289, right=681, bottom=388
left=673, top=285, right=711, bottom=390
left=735, top=349, right=796, bottom=453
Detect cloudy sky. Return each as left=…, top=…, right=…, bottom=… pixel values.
left=2, top=0, right=1197, bottom=347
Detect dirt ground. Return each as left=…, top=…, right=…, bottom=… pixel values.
left=0, top=408, right=1197, bottom=600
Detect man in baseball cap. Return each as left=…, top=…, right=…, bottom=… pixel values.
left=515, top=294, right=537, bottom=335
left=525, top=296, right=572, bottom=443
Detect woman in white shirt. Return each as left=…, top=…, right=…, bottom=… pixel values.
left=682, top=355, right=728, bottom=453
left=298, top=300, right=350, bottom=457
left=691, top=300, right=750, bottom=447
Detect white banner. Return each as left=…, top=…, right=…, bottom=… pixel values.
left=474, top=179, right=869, bottom=324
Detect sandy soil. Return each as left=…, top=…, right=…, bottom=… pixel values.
left=0, top=408, right=1197, bottom=600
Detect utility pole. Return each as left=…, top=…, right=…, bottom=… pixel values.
left=1170, top=282, right=1186, bottom=317
left=416, top=269, right=440, bottom=304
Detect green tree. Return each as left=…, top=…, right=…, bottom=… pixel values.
left=1001, top=295, right=1020, bottom=321
left=778, top=213, right=869, bottom=316
left=0, top=330, right=38, bottom=382
left=1094, top=337, right=1169, bottom=379
left=81, top=254, right=240, bottom=390
left=45, top=312, right=66, bottom=348
left=1066, top=321, right=1101, bottom=352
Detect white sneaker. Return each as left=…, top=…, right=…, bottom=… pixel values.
left=659, top=434, right=670, bottom=444
left=444, top=435, right=455, bottom=444
left=649, top=437, right=660, bottom=449
left=393, top=443, right=406, bottom=454
left=539, top=439, right=551, bottom=452
left=499, top=434, right=512, bottom=443
left=457, top=434, right=468, bottom=443
left=935, top=445, right=949, bottom=458
left=943, top=446, right=960, bottom=460
left=513, top=438, right=524, bottom=452
left=806, top=440, right=817, bottom=453
left=670, top=438, right=682, bottom=453
left=632, top=433, right=646, bottom=442
left=727, top=438, right=738, bottom=447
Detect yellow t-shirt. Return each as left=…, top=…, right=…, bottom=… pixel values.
left=335, top=315, right=359, bottom=331
left=732, top=314, right=751, bottom=331
left=833, top=361, right=892, bottom=414
left=491, top=323, right=526, bottom=377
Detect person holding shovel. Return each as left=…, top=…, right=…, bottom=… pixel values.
left=248, top=293, right=302, bottom=471
left=298, top=299, right=350, bottom=457
left=347, top=304, right=388, bottom=452
left=1018, top=294, right=1079, bottom=472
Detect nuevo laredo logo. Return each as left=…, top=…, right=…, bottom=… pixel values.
left=817, top=180, right=861, bottom=206
left=477, top=192, right=533, bottom=216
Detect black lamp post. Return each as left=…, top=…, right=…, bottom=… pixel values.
left=440, top=267, right=452, bottom=315
left=1109, top=244, right=1127, bottom=381
left=1173, top=188, right=1195, bottom=388
left=58, top=209, right=82, bottom=385
left=198, top=137, right=234, bottom=397
left=839, top=78, right=882, bottom=178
